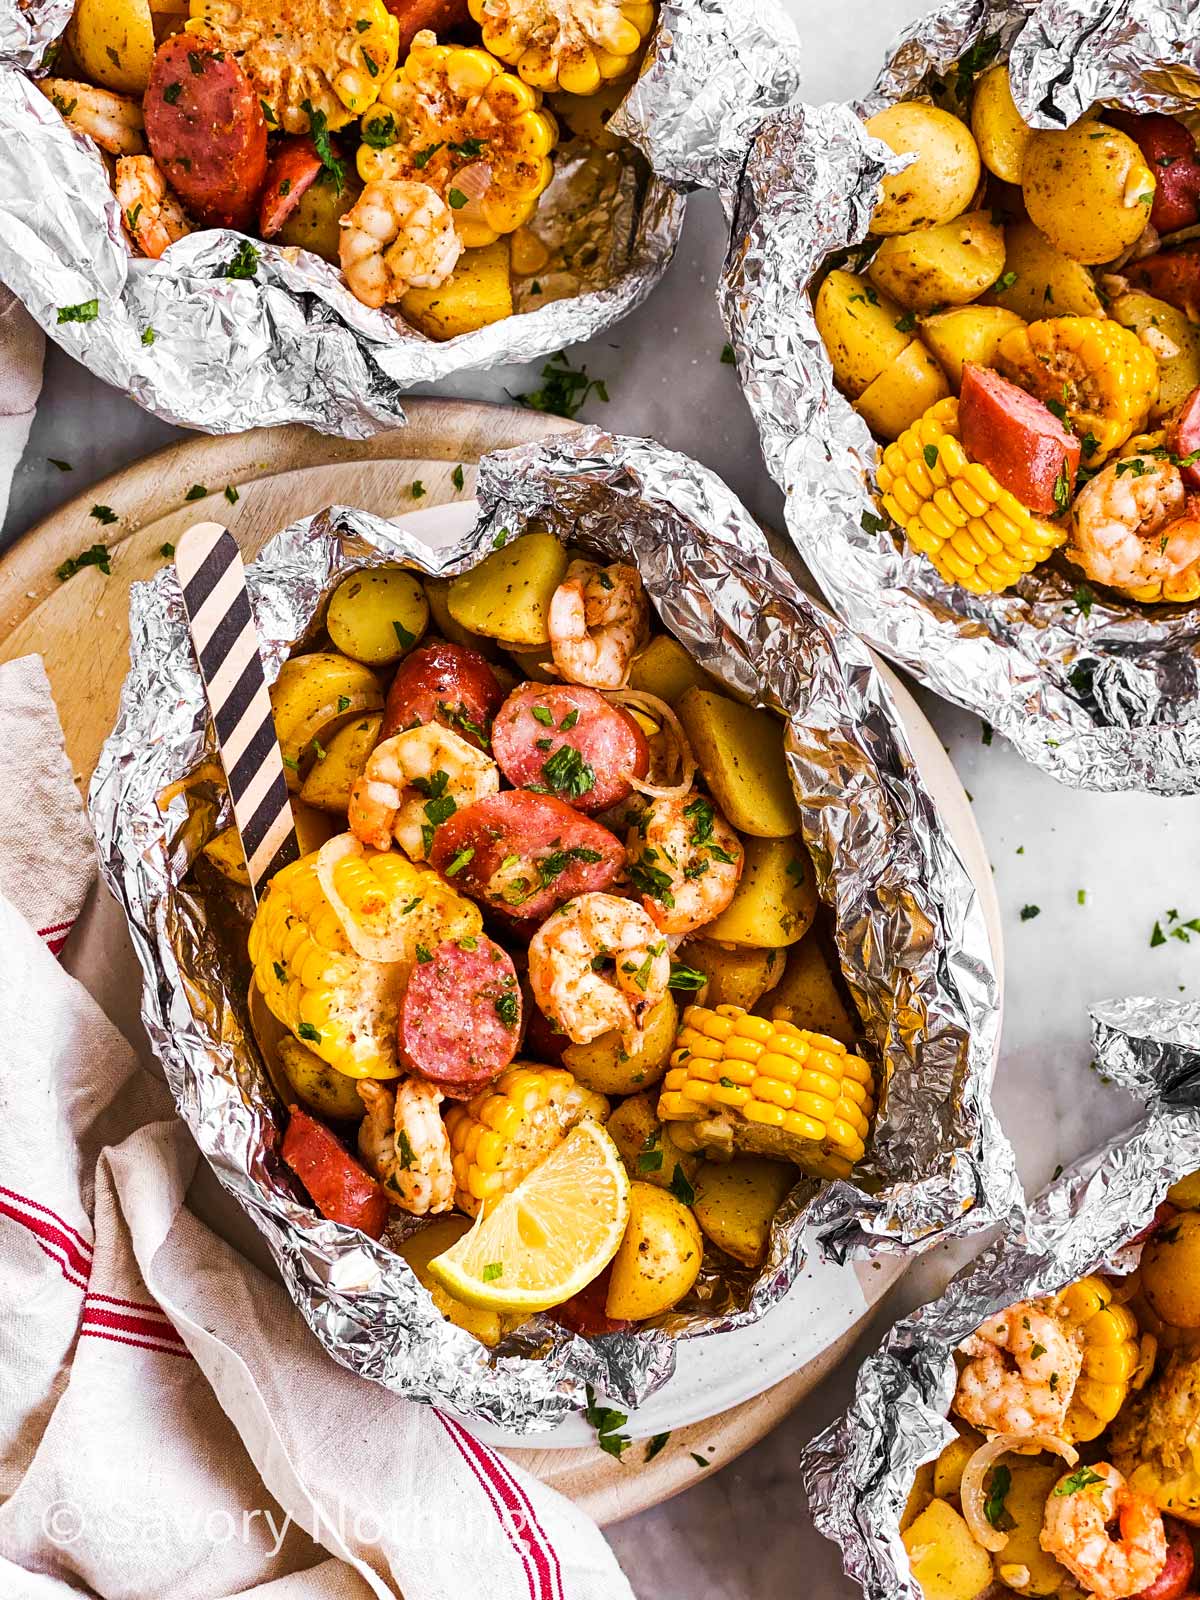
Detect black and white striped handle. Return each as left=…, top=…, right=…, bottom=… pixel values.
left=176, top=522, right=295, bottom=899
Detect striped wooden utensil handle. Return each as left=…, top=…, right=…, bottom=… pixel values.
left=175, top=522, right=295, bottom=899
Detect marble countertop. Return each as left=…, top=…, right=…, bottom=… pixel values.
left=9, top=1, right=1200, bottom=1594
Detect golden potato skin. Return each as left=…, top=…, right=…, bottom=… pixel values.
left=561, top=995, right=678, bottom=1095
left=299, top=712, right=382, bottom=815
left=402, top=240, right=513, bottom=342
left=902, top=1463, right=936, bottom=1533
left=970, top=66, right=1032, bottom=184
left=814, top=269, right=912, bottom=399
left=1021, top=124, right=1156, bottom=264
left=702, top=835, right=818, bottom=948
left=277, top=172, right=362, bottom=263
left=865, top=103, right=982, bottom=234
left=604, top=1182, right=704, bottom=1321
left=854, top=337, right=951, bottom=440
left=424, top=574, right=498, bottom=656
left=901, top=1498, right=993, bottom=1600
left=984, top=220, right=1104, bottom=321
left=1110, top=290, right=1200, bottom=421
left=920, top=305, right=1026, bottom=391
left=691, top=1157, right=794, bottom=1267
left=326, top=565, right=429, bottom=667
left=628, top=633, right=716, bottom=706
left=931, top=1429, right=983, bottom=1501
left=277, top=1036, right=365, bottom=1121
left=1167, top=1169, right=1200, bottom=1209
left=682, top=941, right=784, bottom=1010
left=675, top=686, right=800, bottom=838
left=758, top=934, right=857, bottom=1045
left=447, top=530, right=569, bottom=647
left=605, top=1092, right=700, bottom=1193
left=868, top=210, right=1006, bottom=313
left=1142, top=1209, right=1200, bottom=1327
left=68, top=0, right=155, bottom=93
left=399, top=1216, right=507, bottom=1347
left=269, top=653, right=383, bottom=791
left=204, top=825, right=251, bottom=887
left=991, top=1460, right=1070, bottom=1596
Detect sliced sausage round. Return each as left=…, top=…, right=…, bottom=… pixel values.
left=281, top=1105, right=389, bottom=1238
left=385, top=0, right=472, bottom=53
left=398, top=935, right=521, bottom=1097
left=1108, top=111, right=1200, bottom=235
left=144, top=36, right=268, bottom=231
left=491, top=684, right=648, bottom=814
left=382, top=640, right=506, bottom=750
left=1170, top=385, right=1200, bottom=490
left=258, top=136, right=324, bottom=238
left=428, top=789, right=625, bottom=926
left=959, top=362, right=1080, bottom=515
left=1132, top=1518, right=1193, bottom=1600
left=1127, top=243, right=1200, bottom=322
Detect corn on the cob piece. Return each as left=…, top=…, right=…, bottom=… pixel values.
left=247, top=846, right=481, bottom=1079
left=357, top=31, right=557, bottom=250
left=657, top=1005, right=874, bottom=1181
left=1054, top=1275, right=1146, bottom=1441
left=445, top=1065, right=608, bottom=1215
left=997, top=316, right=1158, bottom=463
left=876, top=396, right=1067, bottom=594
left=469, top=0, right=654, bottom=96
left=187, top=0, right=399, bottom=132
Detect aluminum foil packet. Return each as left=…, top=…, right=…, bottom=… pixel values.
left=0, top=0, right=800, bottom=437
left=718, top=0, right=1200, bottom=793
left=88, top=428, right=1012, bottom=1430
left=803, top=995, right=1200, bottom=1600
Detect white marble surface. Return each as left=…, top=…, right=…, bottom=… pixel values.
left=12, top=0, right=1200, bottom=1593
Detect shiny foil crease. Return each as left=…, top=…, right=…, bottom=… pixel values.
left=89, top=430, right=1011, bottom=1429
left=803, top=996, right=1200, bottom=1600
left=720, top=0, right=1200, bottom=793
left=0, top=0, right=801, bottom=437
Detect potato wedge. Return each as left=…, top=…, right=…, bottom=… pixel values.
left=1110, top=290, right=1200, bottom=421
left=865, top=103, right=981, bottom=234
left=399, top=1216, right=507, bottom=1347
left=204, top=798, right=339, bottom=884
left=680, top=941, right=784, bottom=1010
left=970, top=66, right=1032, bottom=184
left=814, top=269, right=912, bottom=399
left=277, top=171, right=361, bottom=263
left=270, top=653, right=384, bottom=791
left=984, top=220, right=1104, bottom=321
left=932, top=1428, right=984, bottom=1501
left=691, top=1157, right=794, bottom=1267
left=278, top=1036, right=365, bottom=1121
left=447, top=530, right=569, bottom=647
left=401, top=240, right=513, bottom=341
left=902, top=1463, right=937, bottom=1534
left=326, top=566, right=429, bottom=666
left=562, top=994, right=678, bottom=1095
left=604, top=1182, right=703, bottom=1320
left=299, top=712, right=382, bottom=815
left=854, top=336, right=951, bottom=440
left=606, top=1092, right=700, bottom=1193
left=760, top=933, right=857, bottom=1045
left=1167, top=1169, right=1200, bottom=1209
left=991, top=1460, right=1070, bottom=1595
left=1022, top=124, right=1155, bottom=265
left=425, top=575, right=502, bottom=658
left=1141, top=1209, right=1200, bottom=1328
left=68, top=0, right=156, bottom=93
left=901, top=1498, right=993, bottom=1600
left=868, top=210, right=1006, bottom=313
left=702, top=836, right=818, bottom=948
left=628, top=633, right=717, bottom=706
left=676, top=687, right=800, bottom=837
left=920, top=305, right=1026, bottom=391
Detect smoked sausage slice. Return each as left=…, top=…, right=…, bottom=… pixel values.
left=491, top=683, right=648, bottom=814
left=281, top=1106, right=389, bottom=1237
left=258, top=136, right=323, bottom=238
left=382, top=640, right=505, bottom=750
left=959, top=362, right=1080, bottom=515
left=1169, top=386, right=1200, bottom=490
left=1108, top=111, right=1200, bottom=235
left=398, top=935, right=521, bottom=1097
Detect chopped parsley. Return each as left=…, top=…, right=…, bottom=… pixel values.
left=1116, top=457, right=1150, bottom=478
left=584, top=1385, right=631, bottom=1460
left=415, top=943, right=433, bottom=963
left=690, top=1453, right=710, bottom=1469
left=1020, top=904, right=1040, bottom=921
left=720, top=342, right=735, bottom=364
left=448, top=137, right=487, bottom=159
left=923, top=443, right=939, bottom=470
left=447, top=187, right=468, bottom=210
left=362, top=112, right=397, bottom=149
left=994, top=270, right=1018, bottom=293
left=645, top=1432, right=670, bottom=1463
left=392, top=620, right=417, bottom=649
left=531, top=705, right=555, bottom=726
left=669, top=1164, right=695, bottom=1205
left=56, top=542, right=110, bottom=581
left=413, top=142, right=443, bottom=170
left=494, top=990, right=520, bottom=1029
left=444, top=847, right=474, bottom=877
left=411, top=480, right=425, bottom=498
left=159, top=542, right=175, bottom=558
left=538, top=743, right=595, bottom=800
left=360, top=45, right=378, bottom=76
left=260, top=99, right=277, bottom=126
left=894, top=310, right=918, bottom=334
left=1152, top=909, right=1200, bottom=947
left=481, top=1261, right=504, bottom=1282
left=452, top=464, right=465, bottom=491
left=57, top=299, right=99, bottom=324
left=272, top=961, right=287, bottom=983
left=668, top=962, right=707, bottom=991
left=219, top=239, right=259, bottom=280
left=397, top=1129, right=416, bottom=1169
left=185, top=484, right=208, bottom=501
left=983, top=1464, right=1015, bottom=1532
left=628, top=852, right=675, bottom=908
left=981, top=721, right=993, bottom=745
left=1072, top=584, right=1095, bottom=618
left=297, top=1022, right=322, bottom=1043
left=1080, top=431, right=1100, bottom=459
left=48, top=458, right=72, bottom=471
left=162, top=82, right=182, bottom=105
left=637, top=1132, right=664, bottom=1173
left=517, top=351, right=609, bottom=419
left=90, top=504, right=118, bottom=525
left=141, top=326, right=155, bottom=346
left=1053, top=461, right=1071, bottom=514
left=1053, top=1467, right=1106, bottom=1497
left=302, top=98, right=345, bottom=192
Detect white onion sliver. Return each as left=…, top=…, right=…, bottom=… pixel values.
left=959, top=1432, right=1078, bottom=1556
left=607, top=688, right=697, bottom=801
left=316, top=834, right=410, bottom=964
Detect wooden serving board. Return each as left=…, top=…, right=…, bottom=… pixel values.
left=0, top=397, right=999, bottom=1524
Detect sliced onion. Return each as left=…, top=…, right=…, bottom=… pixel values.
left=316, top=833, right=411, bottom=964
left=446, top=161, right=494, bottom=226
left=607, top=688, right=697, bottom=800
left=1161, top=221, right=1200, bottom=248
left=960, top=1432, right=1078, bottom=1555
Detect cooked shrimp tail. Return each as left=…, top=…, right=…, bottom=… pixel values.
left=339, top=179, right=461, bottom=310
left=548, top=559, right=649, bottom=690
left=357, top=1077, right=454, bottom=1216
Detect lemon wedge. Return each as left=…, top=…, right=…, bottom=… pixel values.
left=427, top=1121, right=631, bottom=1313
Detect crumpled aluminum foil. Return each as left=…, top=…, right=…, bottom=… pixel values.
left=719, top=0, right=1200, bottom=793
left=0, top=0, right=800, bottom=437
left=803, top=995, right=1200, bottom=1600
left=88, top=429, right=1013, bottom=1430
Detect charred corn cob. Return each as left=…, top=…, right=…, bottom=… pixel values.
left=997, top=316, right=1158, bottom=462
left=1055, top=1276, right=1148, bottom=1441
left=357, top=31, right=558, bottom=249
left=1112, top=1346, right=1200, bottom=1524
left=657, top=1006, right=874, bottom=1181
left=247, top=846, right=481, bottom=1079
left=469, top=0, right=655, bottom=96
left=876, top=396, right=1068, bottom=594
left=445, top=1065, right=608, bottom=1214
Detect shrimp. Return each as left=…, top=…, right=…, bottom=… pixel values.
left=348, top=724, right=499, bottom=861
left=115, top=156, right=191, bottom=260
left=356, top=1078, right=454, bottom=1216
left=953, top=1301, right=1083, bottom=1438
left=627, top=790, right=743, bottom=935
left=527, top=890, right=670, bottom=1048
left=1040, top=1462, right=1167, bottom=1600
left=338, top=179, right=461, bottom=310
left=39, top=79, right=145, bottom=157
left=1068, top=454, right=1200, bottom=602
left=547, top=559, right=649, bottom=690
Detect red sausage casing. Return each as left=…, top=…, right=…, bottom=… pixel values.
left=1131, top=1518, right=1194, bottom=1600
left=959, top=363, right=1080, bottom=515
left=1107, top=111, right=1200, bottom=235
left=1170, top=386, right=1200, bottom=491
left=428, top=789, right=625, bottom=926
left=280, top=1106, right=389, bottom=1238
left=398, top=935, right=521, bottom=1097
left=385, top=0, right=472, bottom=53
left=258, top=136, right=323, bottom=238
left=144, top=36, right=268, bottom=230
left=1127, top=244, right=1200, bottom=322
left=382, top=639, right=505, bottom=749
left=491, top=683, right=648, bottom=814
